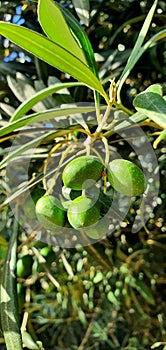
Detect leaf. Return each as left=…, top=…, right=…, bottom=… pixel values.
left=22, top=331, right=39, bottom=350
left=38, top=0, right=87, bottom=65
left=0, top=22, right=109, bottom=104
left=7, top=75, right=46, bottom=113
left=0, top=105, right=100, bottom=138
left=133, top=86, right=166, bottom=129
left=0, top=212, right=23, bottom=350
left=144, top=83, right=163, bottom=95
left=125, top=276, right=155, bottom=305
left=55, top=2, right=97, bottom=76
left=11, top=82, right=86, bottom=121
left=135, top=279, right=155, bottom=306
left=72, top=0, right=90, bottom=26
left=117, top=0, right=158, bottom=103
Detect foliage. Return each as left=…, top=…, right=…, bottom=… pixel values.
left=0, top=0, right=165, bottom=349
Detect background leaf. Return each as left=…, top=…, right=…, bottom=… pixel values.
left=0, top=105, right=104, bottom=138
left=117, top=0, right=158, bottom=103
left=72, top=0, right=90, bottom=26
left=11, top=82, right=85, bottom=121
left=0, top=213, right=23, bottom=350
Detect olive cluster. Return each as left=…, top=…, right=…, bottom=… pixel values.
left=24, top=156, right=146, bottom=239
left=35, top=155, right=110, bottom=238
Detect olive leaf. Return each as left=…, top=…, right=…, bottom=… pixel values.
left=0, top=22, right=109, bottom=104
left=133, top=84, right=166, bottom=129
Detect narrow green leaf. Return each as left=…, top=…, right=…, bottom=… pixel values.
left=38, top=0, right=87, bottom=65
left=0, top=212, right=23, bottom=350
left=117, top=0, right=158, bottom=102
left=133, top=86, right=166, bottom=129
left=56, top=2, right=98, bottom=76
left=0, top=122, right=90, bottom=170
left=11, top=82, right=86, bottom=121
left=135, top=279, right=155, bottom=305
left=72, top=0, right=90, bottom=26
left=22, top=331, right=40, bottom=350
left=125, top=275, right=155, bottom=305
left=0, top=131, right=55, bottom=169
left=117, top=28, right=166, bottom=105
left=0, top=22, right=109, bottom=104
left=0, top=105, right=102, bottom=138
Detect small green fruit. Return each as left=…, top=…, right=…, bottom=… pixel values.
left=107, top=159, right=146, bottom=196
left=67, top=195, right=100, bottom=230
left=35, top=195, right=66, bottom=231
left=85, top=217, right=110, bottom=239
left=16, top=254, right=33, bottom=278
left=62, top=156, right=103, bottom=190
left=23, top=188, right=45, bottom=219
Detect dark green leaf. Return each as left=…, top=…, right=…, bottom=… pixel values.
left=133, top=85, right=166, bottom=129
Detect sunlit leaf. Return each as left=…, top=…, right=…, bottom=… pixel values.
left=38, top=0, right=87, bottom=65
left=0, top=22, right=109, bottom=104
left=55, top=2, right=97, bottom=76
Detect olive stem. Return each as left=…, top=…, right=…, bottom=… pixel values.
left=43, top=143, right=62, bottom=191
left=101, top=136, right=110, bottom=193
left=94, top=103, right=112, bottom=136
left=101, top=136, right=110, bottom=168
left=94, top=90, right=102, bottom=125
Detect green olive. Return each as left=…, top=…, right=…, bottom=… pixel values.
left=107, top=159, right=146, bottom=196
left=67, top=195, right=100, bottom=230
left=40, top=246, right=55, bottom=265
left=23, top=188, right=45, bottom=219
left=35, top=195, right=66, bottom=231
left=85, top=216, right=110, bottom=239
left=62, top=156, right=103, bottom=190
left=16, top=254, right=33, bottom=278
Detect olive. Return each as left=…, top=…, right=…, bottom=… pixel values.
left=85, top=216, right=110, bottom=239
left=16, top=254, right=33, bottom=278
left=67, top=195, right=100, bottom=230
left=62, top=155, right=103, bottom=190
left=107, top=159, right=146, bottom=196
left=35, top=195, right=66, bottom=231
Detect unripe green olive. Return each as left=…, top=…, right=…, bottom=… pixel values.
left=62, top=156, right=103, bottom=190
left=107, top=159, right=146, bottom=196
left=16, top=254, right=33, bottom=278
left=35, top=195, right=66, bottom=231
left=67, top=195, right=100, bottom=230
left=85, top=216, right=110, bottom=239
